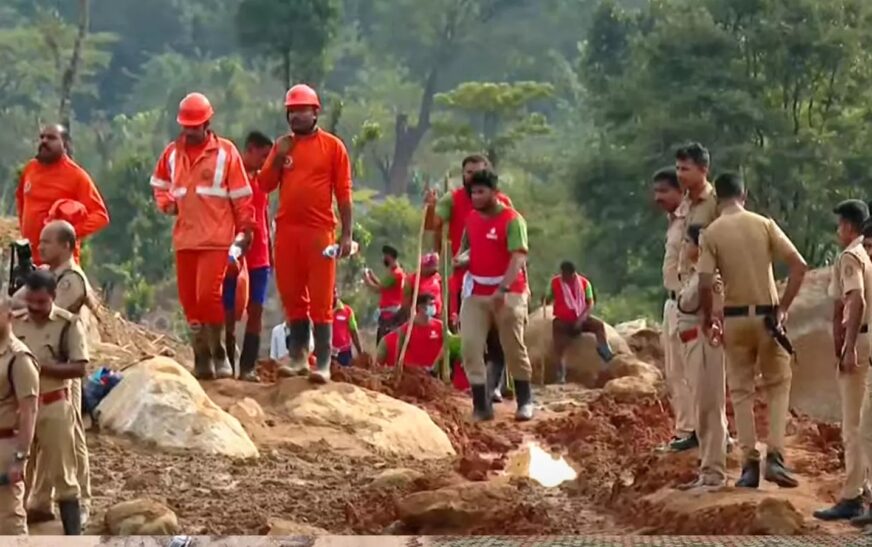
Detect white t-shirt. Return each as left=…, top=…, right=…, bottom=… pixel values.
left=269, top=323, right=315, bottom=360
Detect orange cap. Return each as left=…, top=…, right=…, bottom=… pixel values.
left=46, top=199, right=87, bottom=228
left=284, top=84, right=321, bottom=109
left=177, top=92, right=214, bottom=127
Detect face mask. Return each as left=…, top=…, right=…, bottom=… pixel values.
left=425, top=305, right=437, bottom=318
left=383, top=259, right=391, bottom=267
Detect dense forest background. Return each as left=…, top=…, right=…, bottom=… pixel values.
left=1, top=0, right=868, bottom=327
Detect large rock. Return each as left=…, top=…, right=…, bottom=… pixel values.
left=784, top=268, right=839, bottom=421
left=96, top=357, right=259, bottom=458
left=751, top=498, right=804, bottom=535
left=397, top=481, right=518, bottom=531
left=282, top=382, right=455, bottom=460
left=603, top=354, right=663, bottom=400
left=266, top=518, right=329, bottom=536
left=615, top=319, right=664, bottom=371
left=371, top=468, right=425, bottom=490
left=526, top=305, right=631, bottom=385
left=105, top=499, right=180, bottom=535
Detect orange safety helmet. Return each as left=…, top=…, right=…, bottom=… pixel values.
left=46, top=199, right=88, bottom=229
left=284, top=84, right=321, bottom=110
left=176, top=92, right=214, bottom=127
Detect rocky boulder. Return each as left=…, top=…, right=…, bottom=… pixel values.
left=397, top=480, right=518, bottom=532
left=784, top=268, right=839, bottom=421
left=526, top=305, right=631, bottom=385
left=371, top=468, right=425, bottom=490
left=96, top=357, right=259, bottom=459
left=266, top=518, right=329, bottom=536
left=105, top=499, right=180, bottom=535
left=615, top=319, right=664, bottom=371
left=751, top=498, right=804, bottom=535
left=281, top=381, right=455, bottom=460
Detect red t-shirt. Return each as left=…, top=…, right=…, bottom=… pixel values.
left=406, top=272, right=442, bottom=316
left=551, top=274, right=592, bottom=322
left=379, top=265, right=405, bottom=313
left=466, top=207, right=528, bottom=296
left=402, top=319, right=444, bottom=369
left=332, top=303, right=355, bottom=352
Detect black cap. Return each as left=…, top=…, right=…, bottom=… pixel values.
left=834, top=199, right=870, bottom=226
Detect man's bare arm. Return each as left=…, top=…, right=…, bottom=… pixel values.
left=833, top=299, right=845, bottom=358
left=780, top=250, right=808, bottom=315
left=41, top=360, right=86, bottom=380
left=842, top=290, right=864, bottom=358
left=15, top=395, right=37, bottom=455
left=501, top=252, right=527, bottom=290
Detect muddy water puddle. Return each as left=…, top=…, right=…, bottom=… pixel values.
left=505, top=440, right=578, bottom=487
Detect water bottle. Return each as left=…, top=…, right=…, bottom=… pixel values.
left=323, top=241, right=359, bottom=258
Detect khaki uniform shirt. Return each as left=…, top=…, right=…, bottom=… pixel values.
left=698, top=204, right=799, bottom=307
left=828, top=236, right=872, bottom=329
left=0, top=335, right=39, bottom=429
left=53, top=260, right=94, bottom=314
left=12, top=306, right=89, bottom=394
left=677, top=268, right=724, bottom=331
left=677, top=182, right=719, bottom=279
left=663, top=211, right=685, bottom=293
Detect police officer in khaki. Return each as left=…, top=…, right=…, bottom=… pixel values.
left=0, top=297, right=39, bottom=535
left=12, top=221, right=93, bottom=527
left=660, top=143, right=719, bottom=452
left=676, top=224, right=728, bottom=488
left=13, top=270, right=88, bottom=535
left=698, top=173, right=807, bottom=488
left=814, top=200, right=872, bottom=521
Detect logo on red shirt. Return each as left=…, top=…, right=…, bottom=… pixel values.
left=486, top=227, right=498, bottom=240
left=23, top=180, right=31, bottom=194
left=283, top=156, right=294, bottom=169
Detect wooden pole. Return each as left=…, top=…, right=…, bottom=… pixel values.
left=439, top=173, right=451, bottom=383
left=395, top=197, right=429, bottom=381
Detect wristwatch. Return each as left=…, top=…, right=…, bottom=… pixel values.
left=13, top=451, right=27, bottom=462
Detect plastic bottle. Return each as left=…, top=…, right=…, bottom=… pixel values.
left=323, top=241, right=359, bottom=258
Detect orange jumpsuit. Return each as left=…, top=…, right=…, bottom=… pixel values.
left=150, top=133, right=254, bottom=325
left=17, top=155, right=109, bottom=264
left=259, top=129, right=352, bottom=325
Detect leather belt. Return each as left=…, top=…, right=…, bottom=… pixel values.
left=679, top=328, right=699, bottom=343
left=723, top=305, right=777, bottom=317
left=39, top=388, right=68, bottom=406
left=0, top=428, right=16, bottom=439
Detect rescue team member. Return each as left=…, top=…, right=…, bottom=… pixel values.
left=653, top=167, right=698, bottom=452
left=698, top=173, right=807, bottom=489
left=0, top=297, right=39, bottom=535
left=259, top=84, right=354, bottom=383
left=12, top=222, right=93, bottom=526
left=16, top=124, right=110, bottom=264
left=332, top=288, right=362, bottom=367
left=458, top=170, right=534, bottom=422
left=675, top=224, right=728, bottom=489
left=223, top=131, right=274, bottom=382
left=13, top=271, right=89, bottom=534
left=814, top=201, right=872, bottom=521
left=377, top=294, right=444, bottom=370
left=401, top=252, right=442, bottom=321
left=150, top=92, right=255, bottom=381
left=433, top=155, right=513, bottom=402
left=546, top=261, right=613, bottom=384
left=364, top=245, right=405, bottom=343
left=668, top=143, right=719, bottom=452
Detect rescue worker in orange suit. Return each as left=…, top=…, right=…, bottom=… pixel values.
left=150, top=92, right=255, bottom=380
left=17, top=124, right=109, bottom=265
left=401, top=252, right=442, bottom=321
left=331, top=288, right=362, bottom=367
left=364, top=245, right=405, bottom=343
left=433, top=155, right=514, bottom=403
left=223, top=131, right=274, bottom=382
left=259, top=84, right=354, bottom=383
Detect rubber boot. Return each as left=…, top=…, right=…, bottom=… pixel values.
left=764, top=450, right=799, bottom=488
left=471, top=384, right=494, bottom=422
left=59, top=499, right=82, bottom=535
left=487, top=361, right=503, bottom=402
left=309, top=323, right=332, bottom=384
left=207, top=324, right=234, bottom=379
left=514, top=380, right=534, bottom=422
left=238, top=333, right=260, bottom=382
left=225, top=321, right=237, bottom=375
left=814, top=497, right=863, bottom=521
left=191, top=325, right=215, bottom=380
left=556, top=360, right=567, bottom=384
left=279, top=320, right=311, bottom=377
left=735, top=459, right=761, bottom=488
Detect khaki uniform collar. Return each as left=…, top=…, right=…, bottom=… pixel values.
left=847, top=236, right=865, bottom=252
left=687, top=181, right=714, bottom=204
left=720, top=202, right=743, bottom=215
left=52, top=258, right=75, bottom=274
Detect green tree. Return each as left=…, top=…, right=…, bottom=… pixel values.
left=236, top=0, right=340, bottom=88
left=431, top=81, right=553, bottom=168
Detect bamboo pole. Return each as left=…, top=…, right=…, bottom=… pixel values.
left=394, top=197, right=429, bottom=381
left=439, top=173, right=451, bottom=383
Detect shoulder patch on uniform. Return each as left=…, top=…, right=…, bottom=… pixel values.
left=52, top=307, right=74, bottom=322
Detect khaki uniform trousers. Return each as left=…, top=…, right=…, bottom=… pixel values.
left=461, top=293, right=532, bottom=386
left=837, top=334, right=871, bottom=500
left=680, top=327, right=727, bottom=482
left=723, top=315, right=792, bottom=462
left=29, top=379, right=90, bottom=510
left=26, top=395, right=79, bottom=509
left=663, top=300, right=695, bottom=436
left=0, top=438, right=27, bottom=535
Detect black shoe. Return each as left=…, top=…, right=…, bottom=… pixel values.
left=59, top=499, right=82, bottom=535
left=764, top=451, right=798, bottom=488
left=666, top=432, right=698, bottom=452
left=514, top=380, right=534, bottom=422
left=471, top=384, right=494, bottom=422
left=735, top=459, right=761, bottom=488
left=814, top=497, right=863, bottom=521
left=851, top=505, right=872, bottom=527
left=238, top=333, right=261, bottom=381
